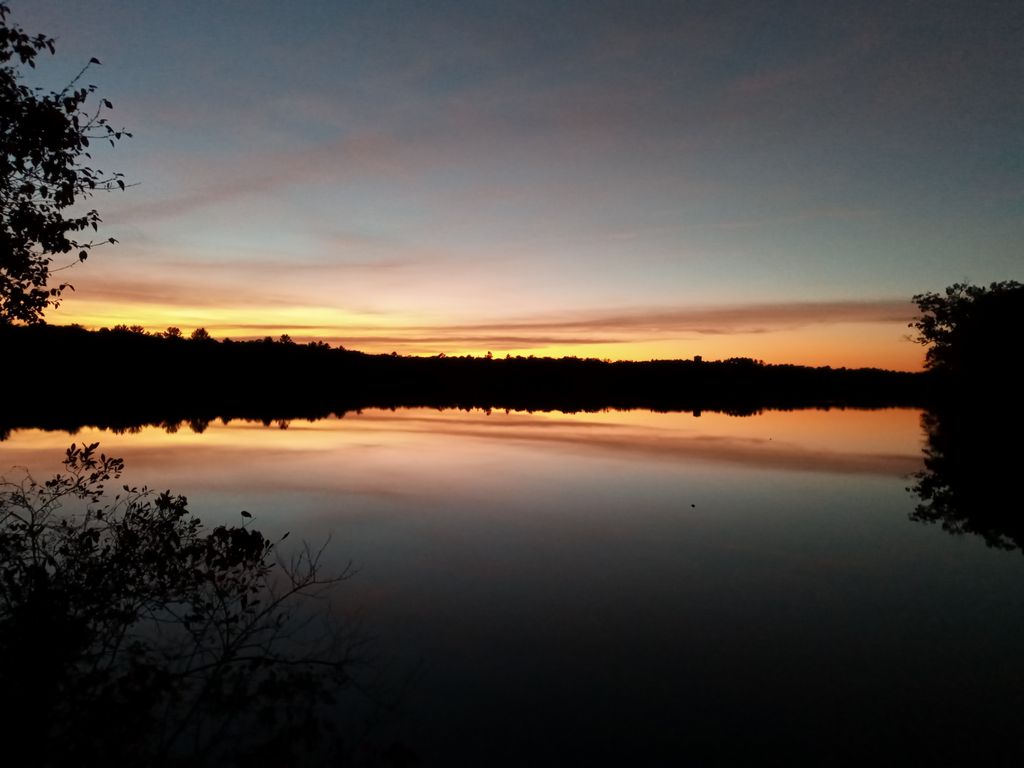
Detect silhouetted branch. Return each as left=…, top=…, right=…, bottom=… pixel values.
left=0, top=444, right=363, bottom=765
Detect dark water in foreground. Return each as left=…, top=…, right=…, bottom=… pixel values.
left=2, top=407, right=1022, bottom=765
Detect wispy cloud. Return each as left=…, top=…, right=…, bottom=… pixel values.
left=56, top=255, right=433, bottom=310
left=717, top=208, right=881, bottom=231
left=412, top=300, right=914, bottom=337
left=110, top=131, right=429, bottom=224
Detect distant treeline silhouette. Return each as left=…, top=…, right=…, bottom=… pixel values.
left=1, top=323, right=929, bottom=436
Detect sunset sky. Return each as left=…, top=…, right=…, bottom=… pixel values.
left=15, top=0, right=1022, bottom=369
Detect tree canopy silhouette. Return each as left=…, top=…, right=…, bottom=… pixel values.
left=909, top=281, right=1024, bottom=381
left=907, top=281, right=1023, bottom=552
left=0, top=3, right=129, bottom=324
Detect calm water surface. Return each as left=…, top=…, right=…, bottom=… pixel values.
left=2, top=407, right=1021, bottom=764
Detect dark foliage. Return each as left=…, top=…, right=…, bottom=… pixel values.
left=906, top=281, right=1023, bottom=551
left=910, top=281, right=1024, bottom=385
left=910, top=405, right=1023, bottom=553
left=0, top=323, right=928, bottom=437
left=0, top=3, right=129, bottom=324
left=906, top=281, right=1022, bottom=548
left=0, top=443, right=362, bottom=766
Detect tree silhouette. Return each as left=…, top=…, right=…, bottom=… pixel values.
left=0, top=3, right=130, bottom=324
left=909, top=281, right=1024, bottom=380
left=909, top=406, right=1023, bottom=553
left=906, top=282, right=1022, bottom=551
left=0, top=443, right=361, bottom=765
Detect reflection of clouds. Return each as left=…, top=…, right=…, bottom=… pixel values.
left=1, top=410, right=920, bottom=504
left=334, top=410, right=920, bottom=477
left=349, top=416, right=919, bottom=477
left=349, top=412, right=627, bottom=430
left=1, top=442, right=437, bottom=506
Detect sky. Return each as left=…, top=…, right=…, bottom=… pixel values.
left=13, top=0, right=1023, bottom=369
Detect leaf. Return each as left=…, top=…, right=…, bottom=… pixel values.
left=240, top=510, right=252, bottom=518
left=89, top=57, right=101, bottom=64
left=79, top=250, right=87, bottom=261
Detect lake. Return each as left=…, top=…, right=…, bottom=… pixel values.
left=2, top=406, right=1021, bottom=765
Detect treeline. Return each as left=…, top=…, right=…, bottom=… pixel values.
left=0, top=323, right=929, bottom=435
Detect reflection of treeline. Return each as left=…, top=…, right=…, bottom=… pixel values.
left=1, top=323, right=928, bottom=434
left=910, top=404, right=1022, bottom=552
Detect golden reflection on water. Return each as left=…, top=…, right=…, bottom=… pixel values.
left=0, top=408, right=923, bottom=489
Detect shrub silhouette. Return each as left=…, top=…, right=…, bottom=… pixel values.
left=0, top=443, right=359, bottom=766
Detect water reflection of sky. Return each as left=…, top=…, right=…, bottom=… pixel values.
left=0, top=407, right=924, bottom=536
left=2, top=408, right=1022, bottom=763
left=0, top=406, right=922, bottom=487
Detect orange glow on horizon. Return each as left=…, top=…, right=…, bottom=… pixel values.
left=49, top=293, right=923, bottom=371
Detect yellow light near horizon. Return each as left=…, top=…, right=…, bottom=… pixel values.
left=51, top=299, right=923, bottom=371
left=420, top=324, right=922, bottom=371
left=50, top=299, right=421, bottom=340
